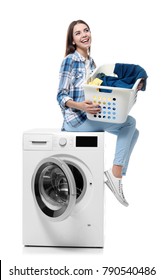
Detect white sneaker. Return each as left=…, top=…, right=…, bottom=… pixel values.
left=105, top=169, right=129, bottom=207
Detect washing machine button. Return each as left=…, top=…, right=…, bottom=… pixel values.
left=59, top=137, right=67, bottom=147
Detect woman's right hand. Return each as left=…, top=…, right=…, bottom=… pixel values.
left=79, top=100, right=101, bottom=114
left=66, top=99, right=101, bottom=114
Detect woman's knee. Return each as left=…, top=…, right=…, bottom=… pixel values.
left=135, top=128, right=139, bottom=140
left=126, top=115, right=136, bottom=127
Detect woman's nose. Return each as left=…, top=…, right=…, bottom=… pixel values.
left=81, top=31, right=87, bottom=37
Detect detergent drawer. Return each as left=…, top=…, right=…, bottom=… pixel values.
left=23, top=134, right=53, bottom=151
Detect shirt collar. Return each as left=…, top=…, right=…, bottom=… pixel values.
left=74, top=50, right=86, bottom=62
left=74, top=50, right=94, bottom=65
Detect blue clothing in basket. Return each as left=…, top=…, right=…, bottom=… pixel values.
left=97, top=63, right=148, bottom=92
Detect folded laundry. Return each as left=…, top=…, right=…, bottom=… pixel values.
left=95, top=63, right=148, bottom=93
left=88, top=77, right=103, bottom=86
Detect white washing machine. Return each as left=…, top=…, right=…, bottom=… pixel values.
left=23, top=129, right=104, bottom=248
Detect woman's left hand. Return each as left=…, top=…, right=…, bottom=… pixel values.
left=137, top=79, right=144, bottom=91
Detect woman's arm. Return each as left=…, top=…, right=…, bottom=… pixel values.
left=57, top=55, right=100, bottom=114
left=66, top=99, right=101, bottom=114
left=57, top=56, right=74, bottom=109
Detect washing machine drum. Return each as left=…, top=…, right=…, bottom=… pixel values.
left=32, top=157, right=85, bottom=221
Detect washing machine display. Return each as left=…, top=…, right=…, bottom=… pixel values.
left=23, top=129, right=104, bottom=247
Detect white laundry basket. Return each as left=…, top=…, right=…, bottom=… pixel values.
left=83, top=64, right=141, bottom=124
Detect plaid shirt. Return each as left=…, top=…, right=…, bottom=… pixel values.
left=57, top=51, right=96, bottom=127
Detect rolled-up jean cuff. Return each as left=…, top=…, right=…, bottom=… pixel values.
left=113, top=160, right=124, bottom=166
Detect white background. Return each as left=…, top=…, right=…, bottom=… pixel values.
left=0, top=0, right=163, bottom=279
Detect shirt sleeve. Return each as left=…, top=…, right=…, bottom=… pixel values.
left=57, top=56, right=73, bottom=109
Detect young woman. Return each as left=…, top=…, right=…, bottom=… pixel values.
left=57, top=19, right=143, bottom=207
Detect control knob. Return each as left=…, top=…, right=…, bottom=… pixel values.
left=59, top=137, right=67, bottom=147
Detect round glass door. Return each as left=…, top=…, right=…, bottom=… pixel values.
left=32, top=157, right=76, bottom=221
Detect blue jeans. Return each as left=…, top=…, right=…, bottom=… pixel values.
left=63, top=115, right=139, bottom=176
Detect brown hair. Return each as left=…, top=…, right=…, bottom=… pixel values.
left=65, top=20, right=91, bottom=57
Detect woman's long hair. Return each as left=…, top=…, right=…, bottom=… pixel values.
left=65, top=20, right=91, bottom=57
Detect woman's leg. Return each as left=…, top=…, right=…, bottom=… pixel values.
left=112, top=128, right=139, bottom=178
left=109, top=116, right=138, bottom=177
left=122, top=128, right=139, bottom=176
left=63, top=119, right=103, bottom=132
left=63, top=116, right=139, bottom=174
left=63, top=116, right=139, bottom=206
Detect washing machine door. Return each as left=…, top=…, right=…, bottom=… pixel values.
left=32, top=157, right=77, bottom=221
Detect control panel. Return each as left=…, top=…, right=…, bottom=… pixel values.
left=23, top=131, right=101, bottom=151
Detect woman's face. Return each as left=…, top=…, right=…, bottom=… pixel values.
left=72, top=23, right=91, bottom=55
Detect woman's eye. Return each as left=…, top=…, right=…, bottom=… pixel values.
left=74, top=32, right=80, bottom=36
left=85, top=28, right=90, bottom=33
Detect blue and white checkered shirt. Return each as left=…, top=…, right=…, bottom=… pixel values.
left=57, top=51, right=96, bottom=127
